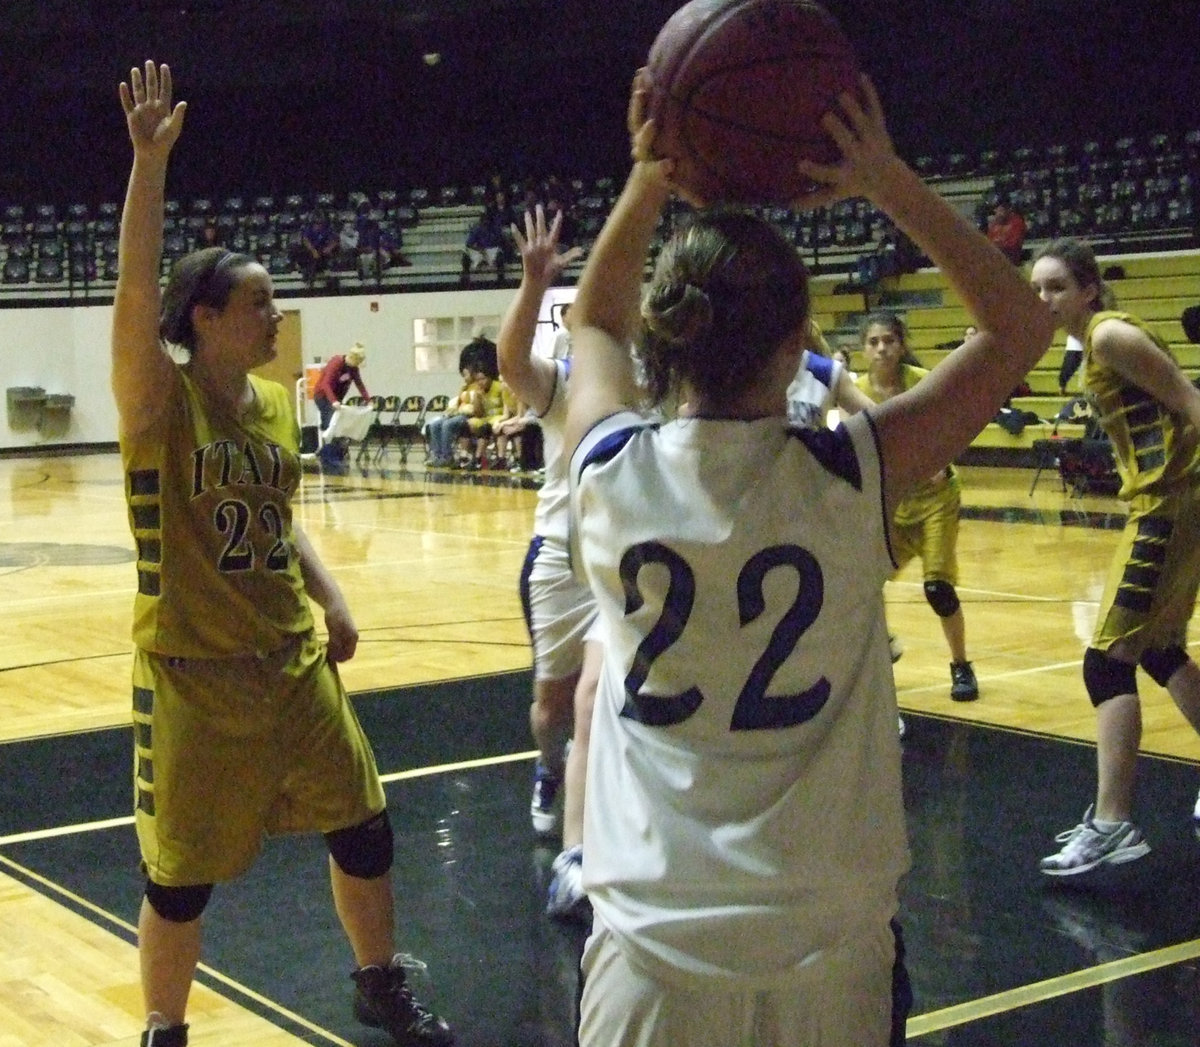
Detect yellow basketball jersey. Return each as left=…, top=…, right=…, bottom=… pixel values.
left=479, top=379, right=507, bottom=422
left=1084, top=310, right=1200, bottom=498
left=121, top=369, right=314, bottom=657
left=855, top=364, right=959, bottom=523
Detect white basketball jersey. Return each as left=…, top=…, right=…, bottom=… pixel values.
left=786, top=349, right=842, bottom=429
left=570, top=410, right=908, bottom=987
left=531, top=358, right=569, bottom=543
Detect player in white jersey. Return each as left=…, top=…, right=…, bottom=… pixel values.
left=562, top=73, right=1054, bottom=1047
left=786, top=320, right=873, bottom=429
left=499, top=206, right=602, bottom=921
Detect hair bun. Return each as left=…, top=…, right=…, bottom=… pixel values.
left=645, top=281, right=714, bottom=346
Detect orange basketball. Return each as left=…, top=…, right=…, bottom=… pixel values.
left=645, top=0, right=861, bottom=205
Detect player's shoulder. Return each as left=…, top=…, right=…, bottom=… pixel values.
left=576, top=411, right=655, bottom=472
left=787, top=418, right=867, bottom=491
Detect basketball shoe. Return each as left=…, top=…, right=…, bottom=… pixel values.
left=1039, top=805, right=1150, bottom=879
left=141, top=1017, right=188, bottom=1047
left=351, top=954, right=453, bottom=1046
left=531, top=759, right=563, bottom=835
left=546, top=844, right=591, bottom=923
left=949, top=661, right=979, bottom=701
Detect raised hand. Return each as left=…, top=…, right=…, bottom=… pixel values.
left=793, top=75, right=898, bottom=210
left=627, top=68, right=687, bottom=199
left=511, top=204, right=584, bottom=288
left=119, top=60, right=187, bottom=161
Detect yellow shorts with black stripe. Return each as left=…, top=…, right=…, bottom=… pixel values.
left=890, top=479, right=961, bottom=585
left=131, top=632, right=385, bottom=886
left=1093, top=483, right=1200, bottom=656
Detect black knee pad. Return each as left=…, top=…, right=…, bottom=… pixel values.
left=1140, top=645, right=1190, bottom=688
left=1082, top=647, right=1138, bottom=707
left=144, top=880, right=213, bottom=923
left=325, top=810, right=394, bottom=879
left=923, top=580, right=960, bottom=618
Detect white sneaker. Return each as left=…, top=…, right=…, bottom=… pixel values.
left=897, top=715, right=906, bottom=739
left=530, top=761, right=562, bottom=835
left=1039, top=805, right=1150, bottom=878
left=546, top=844, right=590, bottom=922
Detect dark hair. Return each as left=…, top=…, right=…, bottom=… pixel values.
left=1032, top=237, right=1116, bottom=311
left=1183, top=304, right=1200, bottom=344
left=638, top=210, right=808, bottom=410
left=860, top=310, right=922, bottom=366
left=159, top=247, right=256, bottom=351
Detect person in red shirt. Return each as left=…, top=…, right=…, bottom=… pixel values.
left=314, top=343, right=369, bottom=431
left=986, top=197, right=1028, bottom=266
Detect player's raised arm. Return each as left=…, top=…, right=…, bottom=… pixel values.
left=112, top=61, right=188, bottom=439
left=798, top=77, right=1055, bottom=507
left=498, top=205, right=582, bottom=415
left=564, top=72, right=672, bottom=461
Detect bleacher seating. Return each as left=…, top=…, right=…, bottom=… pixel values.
left=0, top=127, right=1194, bottom=362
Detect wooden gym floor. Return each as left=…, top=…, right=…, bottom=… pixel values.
left=3, top=448, right=1200, bottom=1045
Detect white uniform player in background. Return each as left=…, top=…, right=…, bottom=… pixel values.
left=498, top=208, right=601, bottom=922
left=785, top=322, right=908, bottom=735
left=561, top=73, right=1053, bottom=1047
left=785, top=320, right=870, bottom=430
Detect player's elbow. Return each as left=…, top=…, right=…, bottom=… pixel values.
left=1004, top=299, right=1056, bottom=365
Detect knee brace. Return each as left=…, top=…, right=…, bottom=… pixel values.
left=325, top=810, right=394, bottom=879
left=1082, top=647, right=1138, bottom=707
left=1139, top=645, right=1190, bottom=688
left=144, top=880, right=213, bottom=923
left=923, top=580, right=960, bottom=619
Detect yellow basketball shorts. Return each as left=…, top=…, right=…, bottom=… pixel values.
left=131, top=632, right=385, bottom=886
left=889, top=484, right=960, bottom=586
left=1093, top=483, right=1200, bottom=655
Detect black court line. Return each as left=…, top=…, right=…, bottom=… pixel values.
left=3, top=673, right=1200, bottom=1044
left=958, top=504, right=1128, bottom=530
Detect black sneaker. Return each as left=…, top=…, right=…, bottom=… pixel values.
left=141, top=1021, right=188, bottom=1047
left=949, top=661, right=979, bottom=701
left=351, top=954, right=453, bottom=1046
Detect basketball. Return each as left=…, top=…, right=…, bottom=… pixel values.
left=644, top=0, right=861, bottom=205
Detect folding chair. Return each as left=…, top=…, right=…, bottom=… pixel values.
left=354, top=396, right=386, bottom=465
left=370, top=395, right=402, bottom=461
left=378, top=395, right=427, bottom=465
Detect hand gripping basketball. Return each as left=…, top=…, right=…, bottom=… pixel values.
left=644, top=0, right=861, bottom=206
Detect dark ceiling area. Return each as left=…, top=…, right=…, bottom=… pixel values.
left=1, top=0, right=1197, bottom=204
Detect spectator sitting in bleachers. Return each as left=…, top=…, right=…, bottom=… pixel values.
left=335, top=215, right=360, bottom=271
left=291, top=208, right=338, bottom=283
left=199, top=217, right=224, bottom=250
left=986, top=196, right=1028, bottom=265
left=355, top=208, right=410, bottom=275
left=462, top=190, right=515, bottom=284
left=545, top=193, right=577, bottom=252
